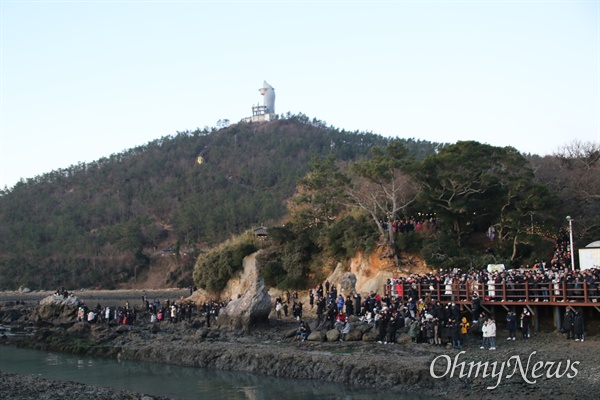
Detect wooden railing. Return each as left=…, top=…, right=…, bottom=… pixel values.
left=384, top=281, right=600, bottom=305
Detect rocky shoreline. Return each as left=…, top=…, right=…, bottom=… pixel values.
left=2, top=297, right=600, bottom=400
left=0, top=371, right=171, bottom=400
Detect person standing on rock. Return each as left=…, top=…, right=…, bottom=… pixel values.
left=336, top=295, right=344, bottom=314
left=386, top=315, right=398, bottom=344
left=345, top=295, right=354, bottom=316
left=309, top=291, right=314, bottom=310
left=316, top=296, right=326, bottom=326
left=326, top=302, right=337, bottom=330
left=354, top=293, right=362, bottom=316
left=377, top=309, right=389, bottom=343
left=408, top=318, right=420, bottom=343
left=275, top=301, right=283, bottom=320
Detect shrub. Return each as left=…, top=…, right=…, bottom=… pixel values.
left=193, top=232, right=258, bottom=292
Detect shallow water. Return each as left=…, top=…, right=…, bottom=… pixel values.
left=0, top=346, right=433, bottom=400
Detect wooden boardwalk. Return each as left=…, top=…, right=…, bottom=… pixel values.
left=385, top=281, right=600, bottom=329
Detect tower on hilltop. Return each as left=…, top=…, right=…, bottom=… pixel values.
left=244, top=81, right=276, bottom=122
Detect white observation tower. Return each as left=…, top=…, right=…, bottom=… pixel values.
left=244, top=81, right=276, bottom=122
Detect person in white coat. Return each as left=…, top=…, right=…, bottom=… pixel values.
left=487, top=319, right=497, bottom=350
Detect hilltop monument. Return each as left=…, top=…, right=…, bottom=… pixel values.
left=244, top=81, right=276, bottom=122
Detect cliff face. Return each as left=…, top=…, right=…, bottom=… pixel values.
left=327, top=250, right=431, bottom=296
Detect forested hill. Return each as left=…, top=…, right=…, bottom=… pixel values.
left=0, top=116, right=440, bottom=290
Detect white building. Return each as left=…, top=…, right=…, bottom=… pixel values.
left=243, top=81, right=276, bottom=122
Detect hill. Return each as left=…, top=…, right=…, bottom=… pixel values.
left=0, top=115, right=441, bottom=290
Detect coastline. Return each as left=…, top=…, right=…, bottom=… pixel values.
left=2, top=292, right=600, bottom=399
left=0, top=371, right=171, bottom=400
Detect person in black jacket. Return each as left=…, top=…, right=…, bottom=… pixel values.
left=563, top=308, right=574, bottom=340
left=451, top=318, right=462, bottom=349
left=521, top=308, right=531, bottom=340
left=386, top=315, right=398, bottom=344
left=506, top=311, right=517, bottom=340
left=573, top=310, right=584, bottom=341
left=345, top=296, right=354, bottom=316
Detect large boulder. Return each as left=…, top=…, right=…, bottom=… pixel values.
left=395, top=333, right=412, bottom=344
left=343, top=322, right=372, bottom=341
left=327, top=263, right=358, bottom=295
left=362, top=330, right=379, bottom=342
left=325, top=329, right=340, bottom=342
left=307, top=331, right=325, bottom=342
left=29, top=294, right=81, bottom=325
left=217, top=252, right=272, bottom=331
left=66, top=322, right=91, bottom=338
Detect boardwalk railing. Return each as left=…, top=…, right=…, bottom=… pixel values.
left=385, top=281, right=600, bottom=305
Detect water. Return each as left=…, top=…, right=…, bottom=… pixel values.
left=0, top=346, right=431, bottom=400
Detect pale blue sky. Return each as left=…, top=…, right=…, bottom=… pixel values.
left=1, top=0, right=599, bottom=190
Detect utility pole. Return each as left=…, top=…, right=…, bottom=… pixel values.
left=566, top=216, right=575, bottom=271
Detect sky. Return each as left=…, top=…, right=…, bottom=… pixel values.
left=1, top=0, right=599, bottom=190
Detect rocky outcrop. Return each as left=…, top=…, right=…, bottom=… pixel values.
left=0, top=371, right=170, bottom=400
left=0, top=302, right=33, bottom=325
left=343, top=322, right=372, bottom=341
left=326, top=263, right=358, bottom=295
left=29, top=294, right=81, bottom=325
left=216, top=252, right=272, bottom=331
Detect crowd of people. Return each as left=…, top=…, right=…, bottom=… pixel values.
left=294, top=268, right=591, bottom=348
left=380, top=214, right=439, bottom=235
left=386, top=263, right=600, bottom=304
left=70, top=292, right=229, bottom=327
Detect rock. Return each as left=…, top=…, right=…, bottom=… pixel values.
left=217, top=252, right=272, bottom=331
left=343, top=322, right=372, bottom=341
left=284, top=327, right=298, bottom=339
left=29, top=295, right=81, bottom=325
left=307, top=331, right=325, bottom=341
left=67, top=322, right=91, bottom=337
left=327, top=264, right=358, bottom=294
left=326, top=329, right=340, bottom=342
left=338, top=273, right=357, bottom=294
left=195, top=328, right=209, bottom=338
left=362, top=330, right=379, bottom=342
left=395, top=333, right=412, bottom=344
left=188, top=319, right=203, bottom=329
left=115, top=325, right=131, bottom=334
left=206, top=330, right=220, bottom=339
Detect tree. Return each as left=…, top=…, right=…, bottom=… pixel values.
left=344, top=141, right=420, bottom=265
left=416, top=141, right=502, bottom=245
left=415, top=141, right=557, bottom=254
left=532, top=140, right=600, bottom=244
left=290, top=155, right=349, bottom=229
